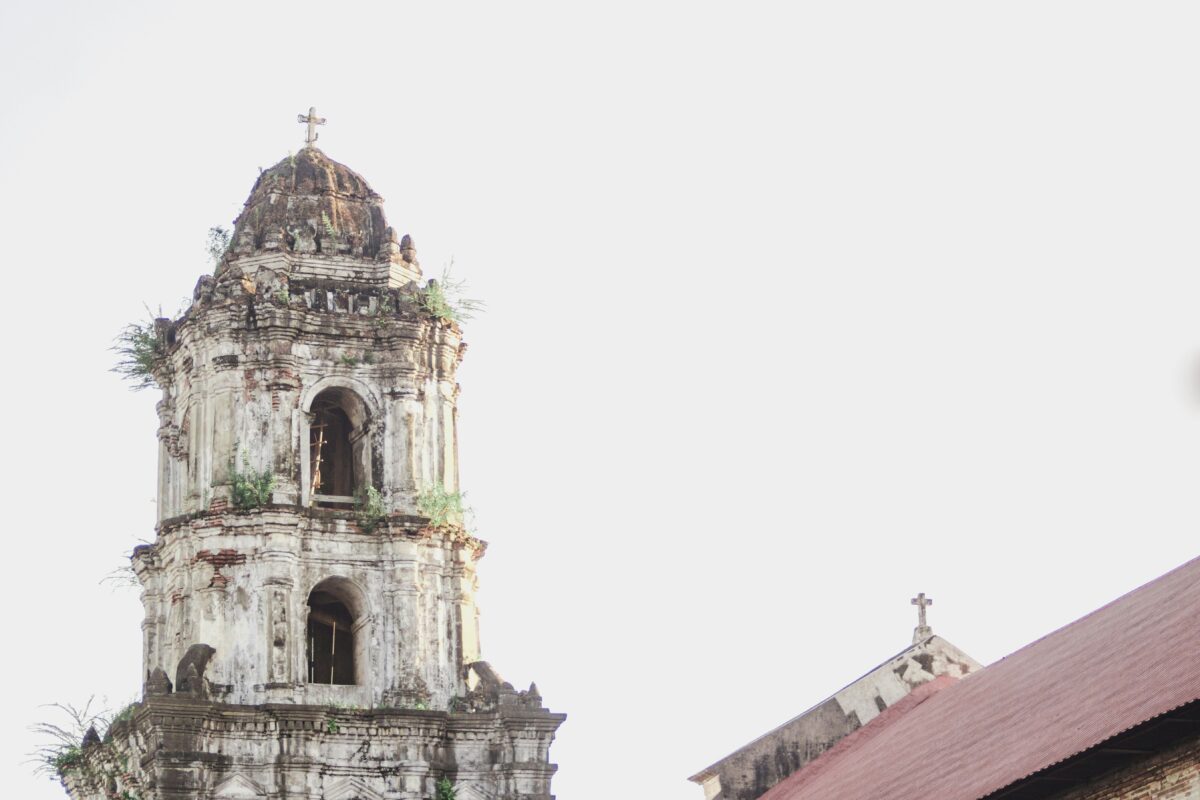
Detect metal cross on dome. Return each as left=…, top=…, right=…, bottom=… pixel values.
left=298, top=106, right=326, bottom=147
left=911, top=592, right=933, bottom=629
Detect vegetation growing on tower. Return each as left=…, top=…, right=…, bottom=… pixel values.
left=417, top=483, right=470, bottom=528
left=355, top=485, right=388, bottom=532
left=111, top=310, right=164, bottom=391
left=229, top=454, right=275, bottom=509
left=416, top=264, right=484, bottom=324
left=30, top=698, right=140, bottom=787
left=206, top=225, right=231, bottom=265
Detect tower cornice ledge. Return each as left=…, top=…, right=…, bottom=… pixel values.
left=152, top=509, right=487, bottom=554
left=65, top=695, right=564, bottom=800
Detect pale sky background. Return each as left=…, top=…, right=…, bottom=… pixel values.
left=3, top=2, right=1200, bottom=798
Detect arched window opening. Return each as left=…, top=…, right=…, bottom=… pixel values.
left=311, top=400, right=354, bottom=499
left=308, top=386, right=370, bottom=508
left=307, top=588, right=356, bottom=685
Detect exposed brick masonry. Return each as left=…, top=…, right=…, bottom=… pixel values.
left=1054, top=733, right=1200, bottom=800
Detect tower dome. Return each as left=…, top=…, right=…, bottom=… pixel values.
left=230, top=147, right=389, bottom=260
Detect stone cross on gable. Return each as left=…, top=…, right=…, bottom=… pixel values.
left=298, top=106, right=326, bottom=147
left=911, top=592, right=933, bottom=627
left=911, top=592, right=933, bottom=644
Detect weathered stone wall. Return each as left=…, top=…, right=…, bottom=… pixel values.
left=63, top=696, right=564, bottom=800
left=138, top=260, right=483, bottom=710
left=1049, top=733, right=1200, bottom=800
left=156, top=272, right=463, bottom=522
left=132, top=192, right=489, bottom=710
left=134, top=512, right=485, bottom=709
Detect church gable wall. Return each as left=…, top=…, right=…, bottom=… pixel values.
left=697, top=636, right=980, bottom=800
left=711, top=698, right=858, bottom=800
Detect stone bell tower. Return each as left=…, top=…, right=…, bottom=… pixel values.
left=64, top=112, right=564, bottom=800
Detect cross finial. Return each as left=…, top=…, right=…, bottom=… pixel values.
left=911, top=592, right=933, bottom=644
left=297, top=106, right=326, bottom=148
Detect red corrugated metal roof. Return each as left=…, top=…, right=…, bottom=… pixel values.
left=759, top=555, right=1200, bottom=800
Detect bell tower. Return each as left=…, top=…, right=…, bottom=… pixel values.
left=64, top=115, right=565, bottom=800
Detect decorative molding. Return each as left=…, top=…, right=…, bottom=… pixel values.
left=211, top=773, right=267, bottom=799
left=323, top=777, right=384, bottom=800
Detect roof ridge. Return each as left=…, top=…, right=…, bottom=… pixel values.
left=984, top=553, right=1200, bottom=670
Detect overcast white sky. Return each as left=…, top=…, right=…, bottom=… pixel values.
left=3, top=2, right=1200, bottom=798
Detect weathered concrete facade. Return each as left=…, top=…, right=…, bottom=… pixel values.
left=65, top=144, right=564, bottom=800
left=690, top=635, right=980, bottom=800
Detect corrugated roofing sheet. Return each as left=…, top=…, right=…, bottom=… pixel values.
left=759, top=554, right=1200, bottom=800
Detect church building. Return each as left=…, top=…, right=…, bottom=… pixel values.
left=689, top=594, right=982, bottom=800
left=63, top=111, right=565, bottom=800
left=691, top=558, right=1200, bottom=800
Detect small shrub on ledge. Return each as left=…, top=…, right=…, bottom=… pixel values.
left=29, top=697, right=137, bottom=783
left=229, top=457, right=275, bottom=510
left=415, top=264, right=484, bottom=324
left=416, top=483, right=469, bottom=528
left=355, top=486, right=388, bottom=532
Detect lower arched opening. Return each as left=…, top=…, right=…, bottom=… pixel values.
left=306, top=586, right=357, bottom=685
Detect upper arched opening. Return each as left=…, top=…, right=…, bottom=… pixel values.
left=308, top=386, right=372, bottom=508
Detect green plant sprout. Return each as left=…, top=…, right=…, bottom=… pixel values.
left=230, top=456, right=274, bottom=509
left=417, top=262, right=484, bottom=324
left=355, top=486, right=388, bottom=532
left=417, top=483, right=470, bottom=528
left=111, top=310, right=164, bottom=391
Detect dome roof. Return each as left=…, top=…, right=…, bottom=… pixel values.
left=230, top=147, right=390, bottom=260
